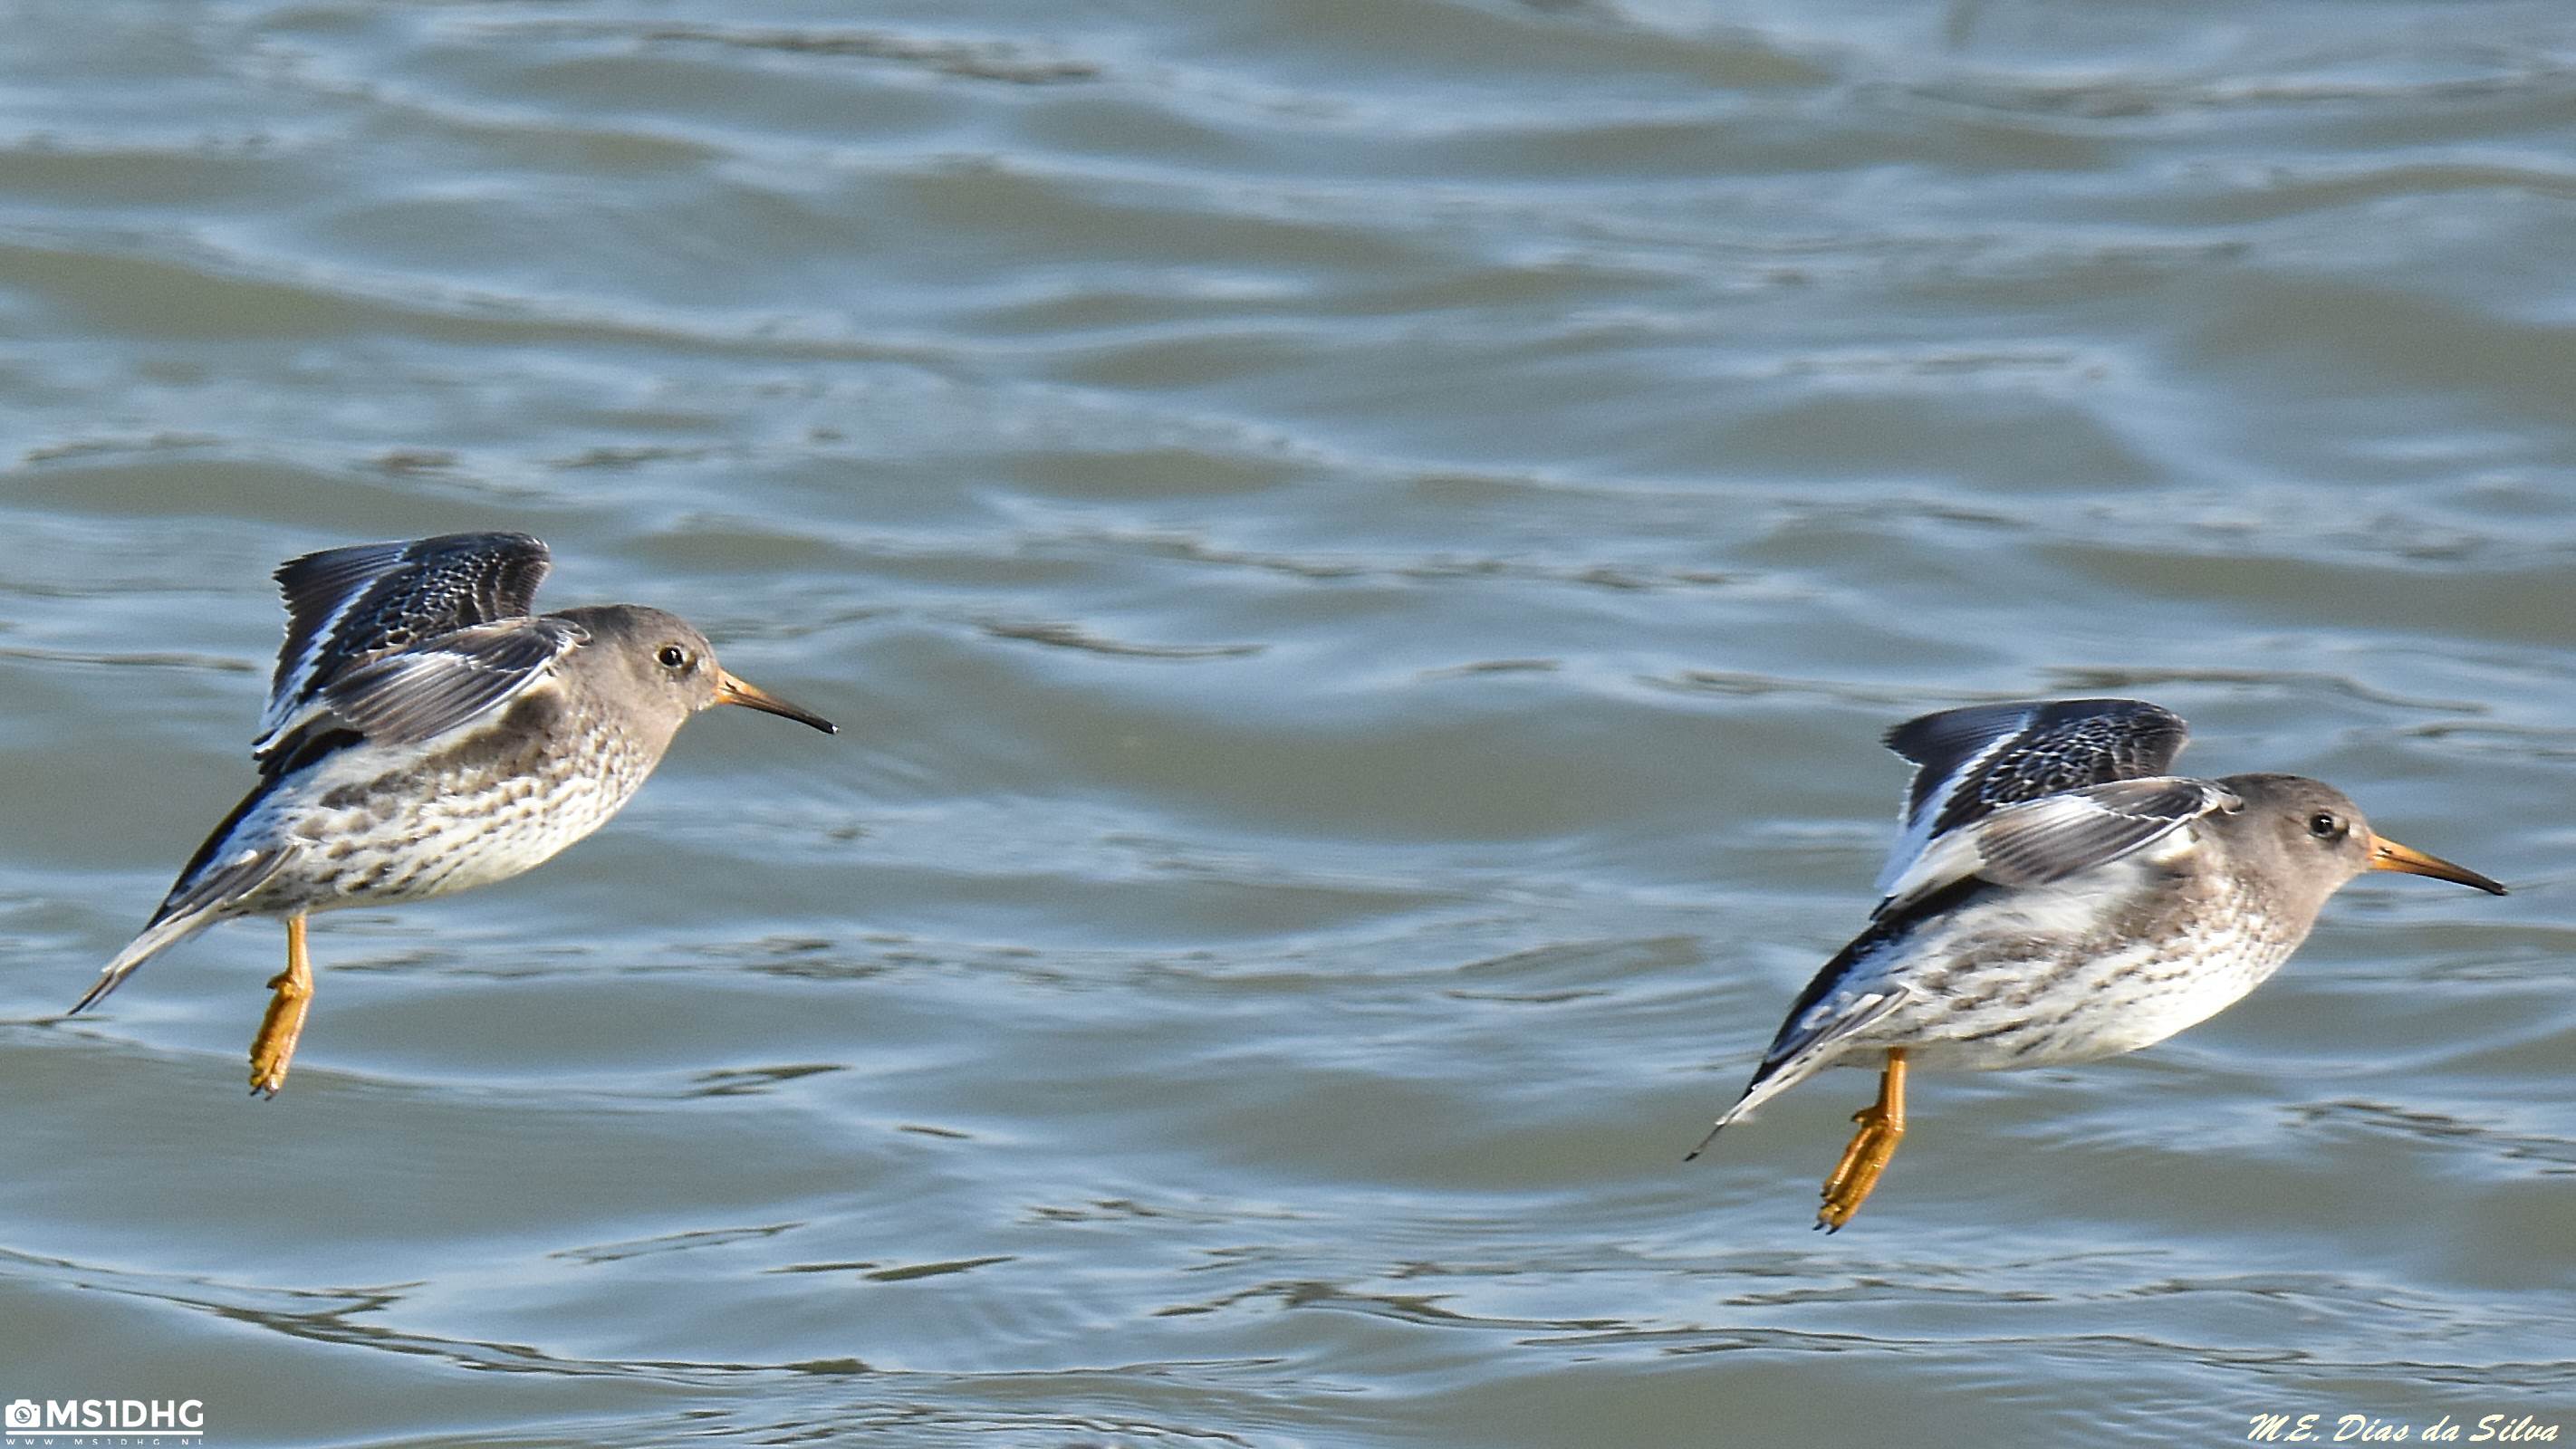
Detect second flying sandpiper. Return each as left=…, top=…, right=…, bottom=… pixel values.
left=1692, top=697, right=2504, bottom=1231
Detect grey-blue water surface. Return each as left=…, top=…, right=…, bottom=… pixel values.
left=1, top=2, right=2571, bottom=1445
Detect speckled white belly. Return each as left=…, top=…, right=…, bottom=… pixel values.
left=1816, top=862, right=2305, bottom=1073
left=219, top=696, right=663, bottom=917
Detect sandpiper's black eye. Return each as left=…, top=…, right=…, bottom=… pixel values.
left=657, top=644, right=690, bottom=670
left=2309, top=812, right=2342, bottom=840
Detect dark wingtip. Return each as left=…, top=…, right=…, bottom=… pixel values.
left=1884, top=696, right=2181, bottom=759
left=1683, top=1120, right=1725, bottom=1162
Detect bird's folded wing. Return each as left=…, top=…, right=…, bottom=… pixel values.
left=257, top=532, right=553, bottom=758
left=312, top=617, right=588, bottom=747
left=1874, top=696, right=2189, bottom=897
left=1878, top=775, right=2239, bottom=916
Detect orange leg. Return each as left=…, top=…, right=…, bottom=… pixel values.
left=1816, top=1048, right=1907, bottom=1233
left=247, top=915, right=312, bottom=1098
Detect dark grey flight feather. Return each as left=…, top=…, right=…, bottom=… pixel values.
left=1879, top=775, right=2240, bottom=915
left=1875, top=697, right=2189, bottom=898
left=256, top=532, right=555, bottom=757
left=318, top=618, right=587, bottom=747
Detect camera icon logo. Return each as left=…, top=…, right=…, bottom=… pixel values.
left=5, top=1400, right=39, bottom=1430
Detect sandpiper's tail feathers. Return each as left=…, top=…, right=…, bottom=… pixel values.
left=1687, top=987, right=1911, bottom=1160
left=68, top=846, right=291, bottom=1014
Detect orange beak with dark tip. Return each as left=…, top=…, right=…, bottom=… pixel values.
left=2368, top=835, right=2506, bottom=896
left=714, top=670, right=837, bottom=734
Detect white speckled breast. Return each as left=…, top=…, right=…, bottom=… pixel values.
left=1812, top=850, right=2315, bottom=1074
left=223, top=683, right=675, bottom=917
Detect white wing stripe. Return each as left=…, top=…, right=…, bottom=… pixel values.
left=255, top=541, right=412, bottom=745
left=1874, top=708, right=2028, bottom=897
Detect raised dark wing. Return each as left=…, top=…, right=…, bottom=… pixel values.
left=1874, top=697, right=2188, bottom=897
left=257, top=532, right=553, bottom=758
left=1878, top=775, right=2240, bottom=916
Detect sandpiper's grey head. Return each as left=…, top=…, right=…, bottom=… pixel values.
left=556, top=604, right=837, bottom=736
left=2215, top=772, right=2504, bottom=916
